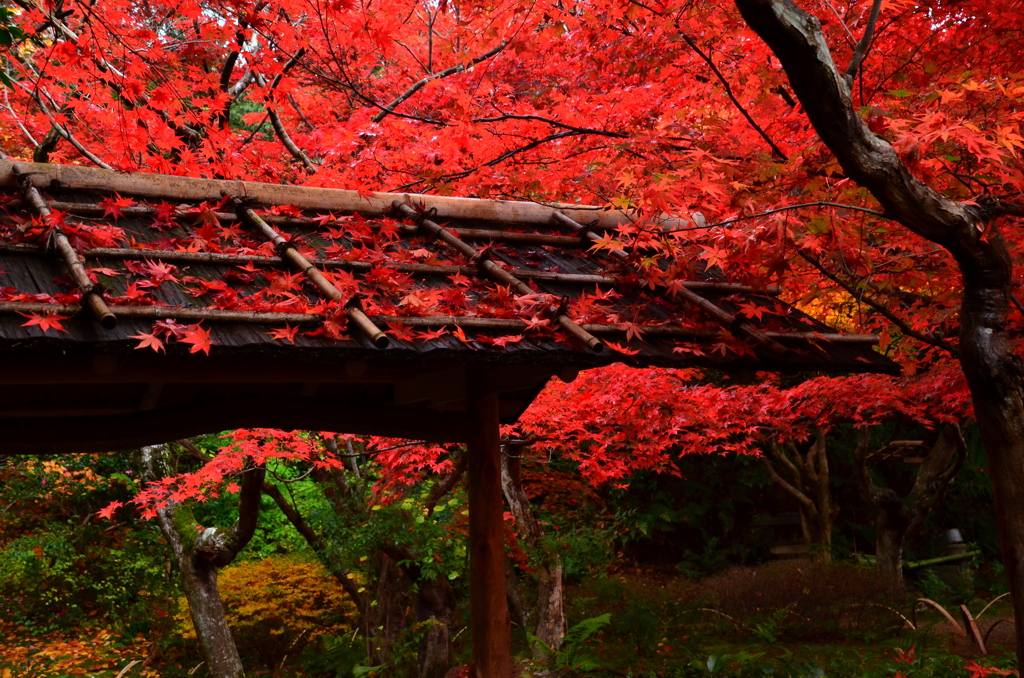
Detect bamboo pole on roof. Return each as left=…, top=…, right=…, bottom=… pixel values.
left=448, top=228, right=585, bottom=247
left=232, top=199, right=390, bottom=349
left=0, top=159, right=651, bottom=230
left=0, top=242, right=783, bottom=295
left=551, top=209, right=790, bottom=357
left=551, top=210, right=629, bottom=260
left=0, top=243, right=617, bottom=285
left=391, top=201, right=606, bottom=353
left=11, top=164, right=117, bottom=329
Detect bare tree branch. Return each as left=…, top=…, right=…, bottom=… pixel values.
left=21, top=85, right=112, bottom=169
left=473, top=113, right=628, bottom=138
left=391, top=130, right=585, bottom=191
left=254, top=71, right=316, bottom=172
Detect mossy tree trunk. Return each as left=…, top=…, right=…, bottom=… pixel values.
left=501, top=445, right=567, bottom=658
left=135, top=444, right=265, bottom=678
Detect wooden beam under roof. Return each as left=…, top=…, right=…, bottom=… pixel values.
left=0, top=397, right=475, bottom=454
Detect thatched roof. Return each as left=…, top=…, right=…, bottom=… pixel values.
left=0, top=161, right=895, bottom=453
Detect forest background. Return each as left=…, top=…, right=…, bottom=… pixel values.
left=1, top=0, right=1024, bottom=675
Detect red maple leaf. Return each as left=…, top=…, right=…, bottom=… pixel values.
left=492, top=334, right=524, bottom=348
left=130, top=331, right=166, bottom=353
left=416, top=327, right=448, bottom=341
left=98, top=194, right=135, bottom=221
left=267, top=325, right=300, bottom=343
left=737, top=301, right=768, bottom=321
left=182, top=324, right=214, bottom=355
left=97, top=500, right=124, bottom=520
left=606, top=340, right=640, bottom=356
left=386, top=321, right=417, bottom=342
left=20, top=313, right=70, bottom=334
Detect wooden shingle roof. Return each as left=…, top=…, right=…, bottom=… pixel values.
left=0, top=161, right=895, bottom=453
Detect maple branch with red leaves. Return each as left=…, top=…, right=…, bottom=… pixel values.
left=798, top=250, right=958, bottom=357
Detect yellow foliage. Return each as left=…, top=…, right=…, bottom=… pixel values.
left=177, top=555, right=355, bottom=668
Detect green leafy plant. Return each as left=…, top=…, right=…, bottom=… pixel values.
left=751, top=607, right=790, bottom=645
left=530, top=613, right=612, bottom=673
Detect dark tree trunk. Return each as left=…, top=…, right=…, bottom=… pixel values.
left=855, top=427, right=966, bottom=583
left=874, top=518, right=906, bottom=583
left=732, top=0, right=1024, bottom=660
left=760, top=434, right=836, bottom=560
left=136, top=444, right=265, bottom=678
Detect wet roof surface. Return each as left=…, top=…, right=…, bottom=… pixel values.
left=0, top=161, right=893, bottom=374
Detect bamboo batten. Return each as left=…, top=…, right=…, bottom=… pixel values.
left=0, top=301, right=319, bottom=324
left=551, top=210, right=629, bottom=260
left=392, top=201, right=605, bottom=353
left=1, top=242, right=782, bottom=294
left=12, top=165, right=117, bottom=329
left=8, top=198, right=599, bottom=247
left=449, top=228, right=585, bottom=247
left=233, top=200, right=390, bottom=349
left=0, top=242, right=620, bottom=286
left=17, top=199, right=321, bottom=229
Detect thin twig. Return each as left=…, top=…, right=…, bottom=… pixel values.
left=680, top=34, right=788, bottom=160
left=844, top=0, right=884, bottom=85
left=391, top=130, right=584, bottom=191
left=821, top=0, right=857, bottom=45
left=20, top=84, right=112, bottom=169
left=371, top=41, right=507, bottom=123
left=472, top=113, right=628, bottom=138
left=655, top=200, right=886, bottom=234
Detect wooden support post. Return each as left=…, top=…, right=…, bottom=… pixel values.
left=467, top=375, right=511, bottom=678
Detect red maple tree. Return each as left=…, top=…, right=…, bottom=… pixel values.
left=4, top=0, right=1024, bottom=662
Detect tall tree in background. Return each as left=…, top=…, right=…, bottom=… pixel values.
left=730, top=0, right=1024, bottom=660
